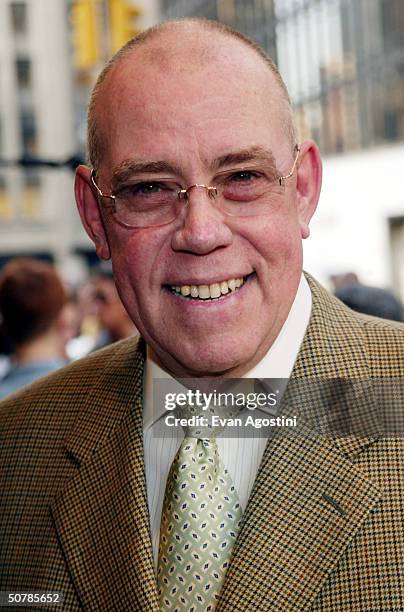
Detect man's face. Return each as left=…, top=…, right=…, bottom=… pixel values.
left=78, top=35, right=321, bottom=377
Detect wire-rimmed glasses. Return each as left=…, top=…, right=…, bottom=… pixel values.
left=90, top=145, right=300, bottom=229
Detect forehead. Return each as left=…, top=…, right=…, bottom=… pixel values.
left=96, top=31, right=288, bottom=170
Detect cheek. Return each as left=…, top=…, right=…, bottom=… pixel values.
left=247, top=212, right=303, bottom=270
left=107, top=230, right=166, bottom=309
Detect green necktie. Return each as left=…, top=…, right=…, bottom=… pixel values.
left=157, top=435, right=243, bottom=611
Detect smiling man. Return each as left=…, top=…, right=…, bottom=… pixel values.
left=1, top=18, right=404, bottom=612
left=77, top=21, right=321, bottom=379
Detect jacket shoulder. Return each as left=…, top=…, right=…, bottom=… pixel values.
left=304, top=273, right=404, bottom=377
left=0, top=336, right=144, bottom=441
left=360, top=312, right=404, bottom=376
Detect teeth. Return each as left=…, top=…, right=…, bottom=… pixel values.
left=210, top=283, right=221, bottom=298
left=220, top=281, right=229, bottom=295
left=171, top=276, right=245, bottom=299
left=198, top=285, right=210, bottom=299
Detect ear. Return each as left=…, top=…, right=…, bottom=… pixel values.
left=295, top=140, right=322, bottom=239
left=74, top=165, right=111, bottom=260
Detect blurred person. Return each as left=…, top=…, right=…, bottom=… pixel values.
left=331, top=272, right=404, bottom=321
left=330, top=271, right=359, bottom=290
left=65, top=268, right=137, bottom=359
left=60, top=294, right=82, bottom=342
left=92, top=263, right=137, bottom=350
left=0, top=324, right=12, bottom=379
left=336, top=283, right=404, bottom=321
left=0, top=258, right=70, bottom=399
left=65, top=280, right=101, bottom=360
left=0, top=19, right=403, bottom=611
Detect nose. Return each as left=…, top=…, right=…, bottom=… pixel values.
left=171, top=186, right=233, bottom=255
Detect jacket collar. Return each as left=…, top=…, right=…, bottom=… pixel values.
left=51, top=339, right=160, bottom=610
left=294, top=273, right=381, bottom=458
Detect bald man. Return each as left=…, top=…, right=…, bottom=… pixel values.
left=1, top=19, right=404, bottom=612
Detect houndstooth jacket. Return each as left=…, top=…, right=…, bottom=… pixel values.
left=1, top=275, right=404, bottom=611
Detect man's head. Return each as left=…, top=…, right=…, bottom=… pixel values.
left=75, top=18, right=322, bottom=377
left=86, top=19, right=297, bottom=175
left=0, top=258, right=68, bottom=349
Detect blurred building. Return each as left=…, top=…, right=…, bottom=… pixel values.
left=277, top=0, right=397, bottom=153
left=0, top=0, right=159, bottom=281
left=162, top=0, right=404, bottom=156
left=0, top=0, right=77, bottom=273
left=1, top=0, right=404, bottom=297
left=162, top=0, right=277, bottom=59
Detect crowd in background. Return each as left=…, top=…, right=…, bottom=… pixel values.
left=0, top=258, right=402, bottom=400
left=0, top=257, right=136, bottom=399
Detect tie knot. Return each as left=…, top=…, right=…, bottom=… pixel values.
left=181, top=437, right=217, bottom=457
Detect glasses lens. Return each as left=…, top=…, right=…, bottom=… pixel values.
left=216, top=171, right=283, bottom=217
left=113, top=180, right=180, bottom=227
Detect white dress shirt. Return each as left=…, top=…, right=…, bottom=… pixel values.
left=143, top=274, right=312, bottom=565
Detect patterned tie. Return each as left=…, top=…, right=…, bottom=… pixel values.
left=157, top=434, right=243, bottom=611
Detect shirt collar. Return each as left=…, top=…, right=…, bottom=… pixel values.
left=245, top=273, right=312, bottom=378
left=143, top=274, right=312, bottom=432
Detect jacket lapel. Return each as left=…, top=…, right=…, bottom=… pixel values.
left=50, top=340, right=159, bottom=611
left=217, top=275, right=383, bottom=611
left=217, top=426, right=381, bottom=611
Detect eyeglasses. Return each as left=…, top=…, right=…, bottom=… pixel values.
left=90, top=145, right=300, bottom=229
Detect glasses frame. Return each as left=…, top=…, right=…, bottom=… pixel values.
left=90, top=144, right=301, bottom=228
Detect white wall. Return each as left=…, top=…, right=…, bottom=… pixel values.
left=303, top=143, right=404, bottom=290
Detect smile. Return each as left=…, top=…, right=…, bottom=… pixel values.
left=169, top=276, right=248, bottom=300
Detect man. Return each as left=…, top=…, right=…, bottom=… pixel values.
left=1, top=19, right=403, bottom=611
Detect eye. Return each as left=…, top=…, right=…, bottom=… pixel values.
left=228, top=170, right=258, bottom=183
left=132, top=182, right=166, bottom=194
left=117, top=181, right=174, bottom=197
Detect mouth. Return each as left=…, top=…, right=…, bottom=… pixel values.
left=167, top=273, right=253, bottom=301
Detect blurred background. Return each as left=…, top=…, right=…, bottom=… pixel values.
left=0, top=0, right=403, bottom=316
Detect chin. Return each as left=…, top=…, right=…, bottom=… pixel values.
left=173, top=342, right=256, bottom=377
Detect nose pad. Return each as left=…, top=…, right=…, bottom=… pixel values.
left=178, top=184, right=218, bottom=201
left=171, top=184, right=233, bottom=254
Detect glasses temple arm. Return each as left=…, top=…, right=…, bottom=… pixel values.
left=278, top=145, right=301, bottom=186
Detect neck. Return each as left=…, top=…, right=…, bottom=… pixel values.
left=14, top=329, right=65, bottom=365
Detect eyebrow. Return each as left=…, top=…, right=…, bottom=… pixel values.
left=212, top=147, right=278, bottom=171
left=110, top=146, right=279, bottom=188
left=111, top=159, right=183, bottom=189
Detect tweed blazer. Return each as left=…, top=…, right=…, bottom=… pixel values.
left=1, top=275, right=404, bottom=611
